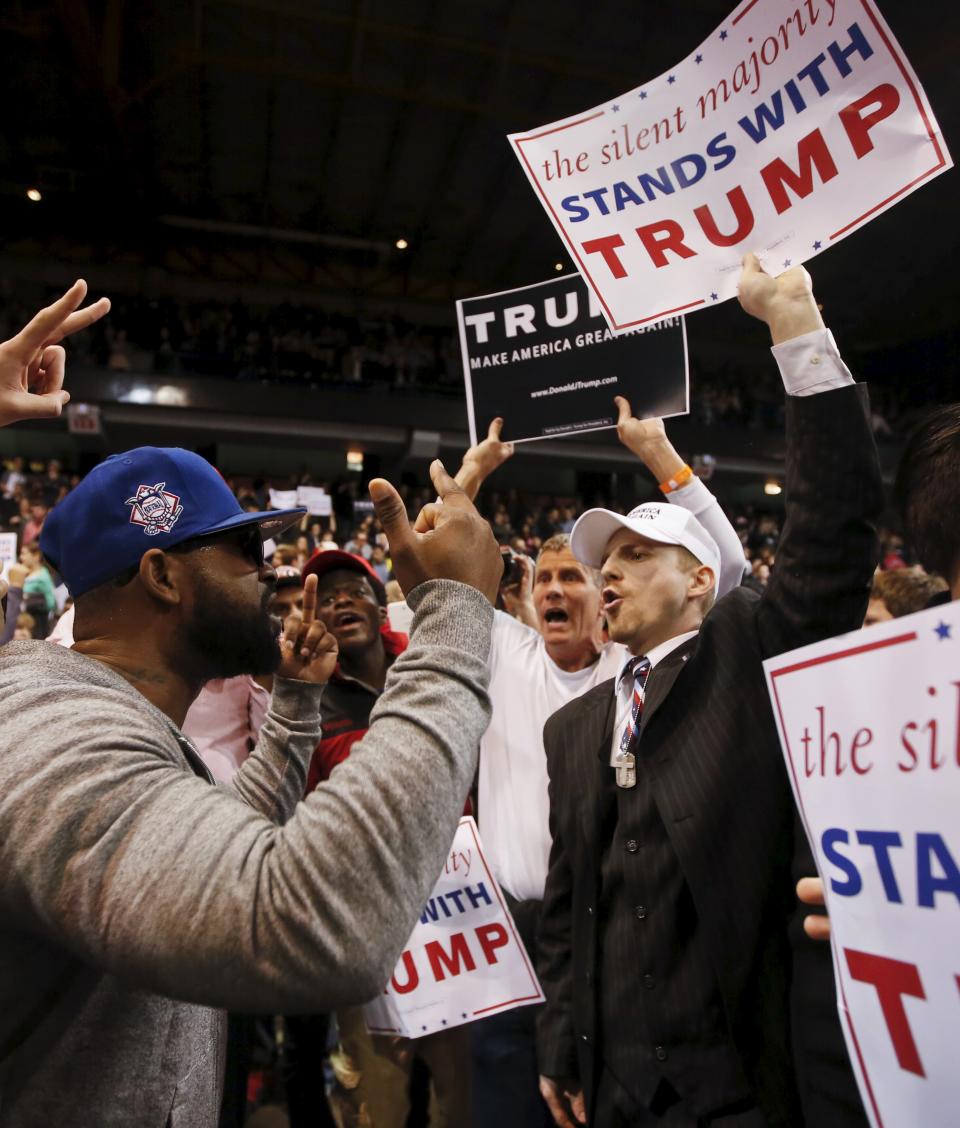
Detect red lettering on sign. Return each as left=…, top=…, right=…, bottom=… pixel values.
left=839, top=83, right=901, bottom=159
left=581, top=235, right=628, bottom=279
left=476, top=923, right=510, bottom=966
left=693, top=185, right=755, bottom=246
left=634, top=220, right=697, bottom=269
left=845, top=948, right=927, bottom=1076
left=760, top=128, right=839, bottom=215
left=425, top=933, right=477, bottom=982
left=391, top=950, right=419, bottom=994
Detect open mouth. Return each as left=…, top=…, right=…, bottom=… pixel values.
left=544, top=608, right=569, bottom=625
left=602, top=588, right=623, bottom=611
left=335, top=612, right=363, bottom=628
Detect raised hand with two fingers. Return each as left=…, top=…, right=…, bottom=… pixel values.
left=0, top=279, right=111, bottom=427
left=369, top=459, right=503, bottom=604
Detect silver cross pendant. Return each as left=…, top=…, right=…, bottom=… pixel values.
left=614, top=750, right=636, bottom=789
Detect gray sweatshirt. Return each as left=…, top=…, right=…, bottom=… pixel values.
left=0, top=579, right=492, bottom=1128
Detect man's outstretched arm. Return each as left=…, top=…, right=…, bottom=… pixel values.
left=613, top=401, right=748, bottom=597
left=738, top=253, right=883, bottom=656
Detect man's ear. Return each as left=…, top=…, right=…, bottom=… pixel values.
left=379, top=605, right=388, bottom=624
left=139, top=548, right=184, bottom=606
left=687, top=564, right=715, bottom=600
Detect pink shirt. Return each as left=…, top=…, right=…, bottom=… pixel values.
left=48, top=606, right=269, bottom=782
left=182, top=676, right=270, bottom=782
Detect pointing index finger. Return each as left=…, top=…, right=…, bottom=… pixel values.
left=300, top=572, right=318, bottom=626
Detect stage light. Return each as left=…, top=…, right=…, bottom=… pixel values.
left=347, top=450, right=364, bottom=472
left=26, top=188, right=42, bottom=202
left=764, top=479, right=782, bottom=496
left=395, top=238, right=408, bottom=250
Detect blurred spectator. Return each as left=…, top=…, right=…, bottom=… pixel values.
left=19, top=541, right=56, bottom=635
left=21, top=499, right=49, bottom=546
left=1, top=456, right=26, bottom=498
left=864, top=566, right=948, bottom=625
left=369, top=543, right=390, bottom=583
left=13, top=612, right=36, bottom=640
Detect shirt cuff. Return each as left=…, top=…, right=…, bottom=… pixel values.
left=665, top=476, right=712, bottom=516
left=770, top=328, right=854, bottom=397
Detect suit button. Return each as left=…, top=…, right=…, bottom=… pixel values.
left=585, top=971, right=592, bottom=985
left=625, top=839, right=639, bottom=853
left=655, top=1045, right=668, bottom=1062
left=587, top=906, right=593, bottom=915
left=581, top=1033, right=590, bottom=1043
left=643, top=974, right=655, bottom=990
left=635, top=905, right=647, bottom=920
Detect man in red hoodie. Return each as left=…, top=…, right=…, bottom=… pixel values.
left=303, top=548, right=471, bottom=1128
left=304, top=549, right=408, bottom=792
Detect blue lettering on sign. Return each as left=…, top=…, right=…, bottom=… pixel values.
left=820, top=828, right=960, bottom=908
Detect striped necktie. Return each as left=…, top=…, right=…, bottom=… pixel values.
left=615, top=656, right=651, bottom=788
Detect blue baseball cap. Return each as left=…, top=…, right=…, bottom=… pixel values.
left=40, top=446, right=305, bottom=597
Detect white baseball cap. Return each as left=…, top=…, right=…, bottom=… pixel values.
left=570, top=502, right=721, bottom=592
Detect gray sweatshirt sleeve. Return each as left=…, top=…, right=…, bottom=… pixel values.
left=0, top=580, right=492, bottom=1013
left=227, top=677, right=324, bottom=823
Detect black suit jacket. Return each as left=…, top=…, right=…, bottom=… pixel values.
left=537, top=385, right=883, bottom=1128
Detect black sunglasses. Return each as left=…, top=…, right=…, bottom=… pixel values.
left=170, top=524, right=265, bottom=569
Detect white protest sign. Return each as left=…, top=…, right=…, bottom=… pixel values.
left=268, top=489, right=298, bottom=510
left=363, top=817, right=544, bottom=1038
left=509, top=0, right=951, bottom=332
left=764, top=602, right=960, bottom=1128
left=296, top=486, right=332, bottom=516
left=0, top=532, right=17, bottom=583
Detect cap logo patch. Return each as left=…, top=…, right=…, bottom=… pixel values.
left=630, top=505, right=662, bottom=520
left=125, top=481, right=184, bottom=536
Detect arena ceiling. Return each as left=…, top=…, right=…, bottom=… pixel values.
left=1, top=0, right=957, bottom=353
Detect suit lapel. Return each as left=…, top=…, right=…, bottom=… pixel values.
left=577, top=688, right=616, bottom=856
left=638, top=634, right=697, bottom=735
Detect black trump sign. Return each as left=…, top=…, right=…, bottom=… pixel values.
left=457, top=273, right=688, bottom=445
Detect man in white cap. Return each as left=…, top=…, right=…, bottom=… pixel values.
left=536, top=255, right=883, bottom=1128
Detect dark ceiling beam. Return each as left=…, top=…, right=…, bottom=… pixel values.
left=175, top=46, right=546, bottom=120
left=356, top=0, right=442, bottom=240
left=380, top=0, right=517, bottom=293
left=208, top=0, right=640, bottom=87
left=52, top=0, right=153, bottom=204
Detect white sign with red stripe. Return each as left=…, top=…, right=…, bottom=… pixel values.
left=764, top=601, right=960, bottom=1128
left=363, top=816, right=544, bottom=1038
left=508, top=0, right=950, bottom=332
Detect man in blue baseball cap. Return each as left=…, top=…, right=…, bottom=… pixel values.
left=0, top=450, right=503, bottom=1128
left=40, top=446, right=308, bottom=684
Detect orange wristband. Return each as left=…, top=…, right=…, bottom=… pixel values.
left=659, top=465, right=694, bottom=494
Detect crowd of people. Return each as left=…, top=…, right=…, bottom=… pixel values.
left=1, top=443, right=932, bottom=650
left=0, top=282, right=927, bottom=438
left=0, top=262, right=956, bottom=1128
left=0, top=286, right=463, bottom=393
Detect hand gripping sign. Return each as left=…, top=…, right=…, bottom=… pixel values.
left=764, top=602, right=960, bottom=1128
left=508, top=0, right=951, bottom=332
left=363, top=817, right=544, bottom=1038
